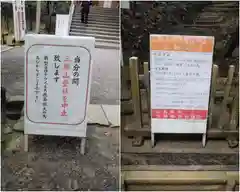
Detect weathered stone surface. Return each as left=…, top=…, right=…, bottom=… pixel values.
left=13, top=117, right=24, bottom=132
left=3, top=124, right=13, bottom=134
left=87, top=104, right=109, bottom=125
left=102, top=105, right=120, bottom=127
left=5, top=132, right=24, bottom=152
left=8, top=95, right=24, bottom=102
left=6, top=35, right=15, bottom=46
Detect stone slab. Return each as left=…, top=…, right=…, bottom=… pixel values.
left=87, top=104, right=109, bottom=125
left=13, top=116, right=24, bottom=132
left=102, top=104, right=120, bottom=127
left=0, top=45, right=14, bottom=53
left=8, top=95, right=24, bottom=102
left=5, top=104, right=119, bottom=126
left=4, top=132, right=24, bottom=152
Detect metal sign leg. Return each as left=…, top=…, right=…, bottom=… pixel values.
left=24, top=134, right=28, bottom=152
left=151, top=133, right=155, bottom=147
left=202, top=133, right=206, bottom=147
left=80, top=137, right=86, bottom=155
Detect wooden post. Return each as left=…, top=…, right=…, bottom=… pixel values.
left=208, top=64, right=219, bottom=129
left=129, top=57, right=142, bottom=126
left=121, top=173, right=126, bottom=191
left=229, top=91, right=239, bottom=130
left=80, top=137, right=86, bottom=155
left=35, top=0, right=41, bottom=34
left=143, top=62, right=150, bottom=117
left=24, top=134, right=28, bottom=152
left=225, top=179, right=236, bottom=191
left=129, top=57, right=143, bottom=146
left=218, top=65, right=235, bottom=129
left=227, top=90, right=239, bottom=148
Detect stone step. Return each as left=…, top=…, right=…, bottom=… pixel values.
left=96, top=42, right=119, bottom=50
left=74, top=10, right=119, bottom=15
left=71, top=25, right=119, bottom=33
left=74, top=11, right=119, bottom=16
left=195, top=16, right=225, bottom=24
left=204, top=7, right=239, bottom=12
left=71, top=20, right=119, bottom=26
left=69, top=33, right=120, bottom=44
left=69, top=31, right=120, bottom=41
left=71, top=23, right=119, bottom=30
left=91, top=7, right=119, bottom=10
left=211, top=2, right=238, bottom=7
left=70, top=28, right=119, bottom=37
left=75, top=7, right=119, bottom=12
left=73, top=14, right=119, bottom=21
left=72, top=17, right=119, bottom=24
left=72, top=18, right=120, bottom=26
left=72, top=17, right=119, bottom=23
left=73, top=12, right=119, bottom=17
left=96, top=38, right=120, bottom=45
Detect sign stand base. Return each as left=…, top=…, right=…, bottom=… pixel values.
left=151, top=133, right=207, bottom=148
left=151, top=133, right=155, bottom=147
left=24, top=134, right=86, bottom=155
left=24, top=134, right=28, bottom=152
left=80, top=137, right=86, bottom=155
left=202, top=133, right=206, bottom=147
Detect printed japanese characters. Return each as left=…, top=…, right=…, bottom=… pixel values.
left=150, top=35, right=214, bottom=134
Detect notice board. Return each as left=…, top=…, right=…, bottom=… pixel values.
left=24, top=34, right=95, bottom=138
left=55, top=14, right=70, bottom=36
left=150, top=35, right=214, bottom=135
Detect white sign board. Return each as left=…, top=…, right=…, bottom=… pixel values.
left=12, top=0, right=26, bottom=41
left=121, top=0, right=130, bottom=9
left=150, top=35, right=214, bottom=145
left=55, top=14, right=70, bottom=36
left=24, top=34, right=95, bottom=139
left=103, top=0, right=112, bottom=8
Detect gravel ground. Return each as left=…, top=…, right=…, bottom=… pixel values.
left=1, top=125, right=119, bottom=191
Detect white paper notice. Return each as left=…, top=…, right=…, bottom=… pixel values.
left=55, top=14, right=70, bottom=36
left=150, top=35, right=214, bottom=134
left=24, top=34, right=95, bottom=137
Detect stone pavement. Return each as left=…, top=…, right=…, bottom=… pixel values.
left=1, top=45, right=15, bottom=53
left=88, top=104, right=120, bottom=127
left=1, top=46, right=120, bottom=105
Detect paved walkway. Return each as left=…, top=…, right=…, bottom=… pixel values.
left=1, top=46, right=120, bottom=105
left=1, top=45, right=15, bottom=53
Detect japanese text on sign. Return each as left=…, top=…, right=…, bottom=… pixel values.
left=25, top=34, right=95, bottom=139
left=26, top=41, right=92, bottom=125
left=150, top=34, right=214, bottom=134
